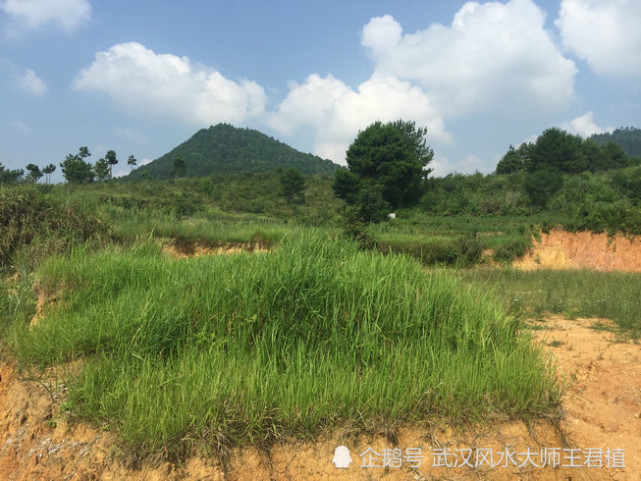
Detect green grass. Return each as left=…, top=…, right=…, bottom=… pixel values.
left=367, top=215, right=537, bottom=265
left=10, top=232, right=559, bottom=458
left=460, top=269, right=641, bottom=337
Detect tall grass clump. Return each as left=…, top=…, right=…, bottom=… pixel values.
left=13, top=232, right=559, bottom=457
left=0, top=186, right=107, bottom=271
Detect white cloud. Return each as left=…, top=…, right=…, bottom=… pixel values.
left=1, top=60, right=47, bottom=95
left=556, top=0, right=641, bottom=77
left=460, top=154, right=484, bottom=174
left=12, top=120, right=31, bottom=133
left=114, top=127, right=149, bottom=145
left=73, top=42, right=266, bottom=127
left=362, top=0, right=577, bottom=117
left=429, top=155, right=453, bottom=178
left=1, top=0, right=90, bottom=34
left=560, top=111, right=615, bottom=137
left=17, top=68, right=47, bottom=95
left=269, top=73, right=450, bottom=164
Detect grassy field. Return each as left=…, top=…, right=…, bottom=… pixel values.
left=7, top=231, right=558, bottom=458
left=2, top=178, right=640, bottom=462
left=460, top=269, right=641, bottom=337
left=368, top=214, right=539, bottom=265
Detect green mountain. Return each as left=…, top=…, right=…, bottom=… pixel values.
left=128, top=124, right=341, bottom=179
left=590, top=127, right=641, bottom=158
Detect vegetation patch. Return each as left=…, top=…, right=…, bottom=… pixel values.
left=0, top=186, right=107, bottom=272
left=11, top=233, right=559, bottom=459
left=460, top=269, right=641, bottom=337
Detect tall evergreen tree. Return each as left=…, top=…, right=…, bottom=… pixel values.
left=334, top=120, right=433, bottom=213
left=42, top=163, right=56, bottom=184
left=25, top=163, right=43, bottom=183
left=105, top=150, right=118, bottom=178
left=60, top=147, right=94, bottom=183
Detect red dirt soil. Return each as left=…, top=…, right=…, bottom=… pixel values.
left=514, top=229, right=641, bottom=272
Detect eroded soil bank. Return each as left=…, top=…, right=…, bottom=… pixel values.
left=514, top=229, right=641, bottom=272
left=1, top=315, right=638, bottom=480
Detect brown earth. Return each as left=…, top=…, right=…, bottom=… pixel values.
left=514, top=230, right=641, bottom=272
left=1, top=315, right=638, bottom=480
left=161, top=240, right=269, bottom=259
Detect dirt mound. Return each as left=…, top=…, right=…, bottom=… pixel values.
left=514, top=229, right=641, bottom=272
left=1, top=315, right=638, bottom=480
left=161, top=240, right=269, bottom=259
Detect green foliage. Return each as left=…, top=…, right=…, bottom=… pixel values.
left=94, top=157, right=110, bottom=183
left=42, top=164, right=56, bottom=184
left=278, top=167, right=305, bottom=204
left=105, top=149, right=118, bottom=178
left=422, top=172, right=530, bottom=216
left=527, top=128, right=588, bottom=174
left=13, top=234, right=558, bottom=455
left=171, top=156, right=187, bottom=179
left=352, top=182, right=390, bottom=224
left=495, top=145, right=525, bottom=174
left=334, top=120, right=432, bottom=225
left=60, top=147, right=94, bottom=184
left=345, top=120, right=430, bottom=208
left=456, top=230, right=483, bottom=266
left=462, top=269, right=641, bottom=337
left=129, top=123, right=340, bottom=180
left=25, top=163, right=43, bottom=183
left=523, top=170, right=564, bottom=208
left=590, top=127, right=641, bottom=158
left=331, top=169, right=359, bottom=204
left=0, top=186, right=106, bottom=271
left=367, top=215, right=535, bottom=266
left=127, top=155, right=137, bottom=166
left=389, top=119, right=434, bottom=172
left=0, top=162, right=24, bottom=184
left=502, top=127, right=634, bottom=176
left=0, top=273, right=34, bottom=337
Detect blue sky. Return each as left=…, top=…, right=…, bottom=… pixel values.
left=1, top=0, right=640, bottom=182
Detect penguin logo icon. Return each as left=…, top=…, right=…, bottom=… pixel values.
left=332, top=445, right=352, bottom=469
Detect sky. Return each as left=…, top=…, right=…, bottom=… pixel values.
left=1, top=0, right=640, bottom=182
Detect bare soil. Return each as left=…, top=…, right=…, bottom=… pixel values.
left=514, top=229, right=641, bottom=272
left=161, top=240, right=269, bottom=259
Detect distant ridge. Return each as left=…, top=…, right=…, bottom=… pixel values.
left=128, top=123, right=341, bottom=179
left=590, top=127, right=641, bottom=158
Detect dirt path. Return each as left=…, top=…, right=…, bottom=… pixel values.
left=1, top=316, right=639, bottom=480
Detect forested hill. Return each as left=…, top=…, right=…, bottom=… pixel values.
left=590, top=127, right=641, bottom=157
left=128, top=124, right=341, bottom=179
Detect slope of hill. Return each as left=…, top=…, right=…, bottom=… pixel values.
left=590, top=127, right=641, bottom=157
left=128, top=124, right=341, bottom=179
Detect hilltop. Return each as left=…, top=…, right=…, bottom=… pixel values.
left=127, top=123, right=341, bottom=179
left=590, top=127, right=641, bottom=157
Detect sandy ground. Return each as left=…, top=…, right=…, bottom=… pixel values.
left=0, top=315, right=638, bottom=480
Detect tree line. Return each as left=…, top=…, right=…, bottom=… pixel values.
left=60, top=147, right=138, bottom=183
left=0, top=148, right=138, bottom=185
left=496, top=127, right=634, bottom=175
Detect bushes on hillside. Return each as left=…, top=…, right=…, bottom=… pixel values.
left=0, top=187, right=106, bottom=270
